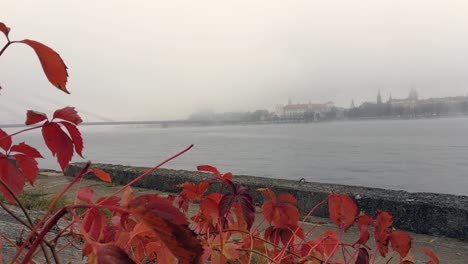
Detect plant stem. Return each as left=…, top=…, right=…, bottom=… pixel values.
left=0, top=233, right=20, bottom=249
left=99, top=144, right=194, bottom=203
left=51, top=236, right=81, bottom=259
left=275, top=198, right=328, bottom=262
left=0, top=199, right=33, bottom=229
left=12, top=162, right=90, bottom=263
left=0, top=41, right=12, bottom=57
left=0, top=178, right=53, bottom=264
left=323, top=228, right=344, bottom=264
left=0, top=125, right=43, bottom=142
left=20, top=206, right=69, bottom=264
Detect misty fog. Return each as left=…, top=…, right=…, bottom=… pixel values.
left=2, top=0, right=468, bottom=123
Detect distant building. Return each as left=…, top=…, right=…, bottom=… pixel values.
left=389, top=88, right=419, bottom=107
left=276, top=99, right=334, bottom=119
left=275, top=104, right=285, bottom=117
left=377, top=90, right=382, bottom=105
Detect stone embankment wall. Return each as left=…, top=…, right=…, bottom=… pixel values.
left=66, top=163, right=468, bottom=241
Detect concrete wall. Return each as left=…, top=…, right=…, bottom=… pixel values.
left=66, top=163, right=468, bottom=241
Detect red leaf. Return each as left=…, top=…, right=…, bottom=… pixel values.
left=219, top=190, right=256, bottom=230
left=321, top=230, right=339, bottom=257
left=355, top=248, right=370, bottom=264
left=77, top=187, right=95, bottom=204
left=96, top=196, right=120, bottom=208
left=354, top=213, right=374, bottom=246
left=20, top=40, right=69, bottom=93
left=177, top=180, right=212, bottom=201
left=53, top=107, right=82, bottom=125
left=389, top=231, right=412, bottom=258
left=91, top=168, right=112, bottom=183
left=222, top=172, right=233, bottom=180
left=83, top=208, right=107, bottom=242
left=128, top=222, right=155, bottom=242
left=217, top=181, right=255, bottom=229
left=82, top=241, right=92, bottom=257
left=374, top=211, right=394, bottom=257
left=262, top=201, right=299, bottom=227
left=259, top=188, right=299, bottom=227
left=145, top=241, right=175, bottom=264
left=13, top=154, right=39, bottom=185
left=10, top=143, right=43, bottom=158
left=0, top=22, right=10, bottom=37
left=328, top=194, right=358, bottom=231
left=197, top=165, right=233, bottom=182
left=0, top=129, right=11, bottom=151
left=175, top=195, right=190, bottom=212
left=25, top=110, right=48, bottom=125
left=42, top=122, right=73, bottom=172
left=421, top=247, right=439, bottom=264
left=257, top=188, right=276, bottom=201
left=197, top=165, right=221, bottom=178
left=0, top=158, right=25, bottom=202
left=60, top=121, right=84, bottom=157
left=277, top=193, right=298, bottom=205
left=93, top=244, right=135, bottom=264
left=197, top=193, right=222, bottom=232
left=129, top=194, right=188, bottom=225
left=237, top=192, right=255, bottom=230
left=121, top=187, right=134, bottom=207
left=128, top=194, right=203, bottom=264
left=264, top=225, right=304, bottom=246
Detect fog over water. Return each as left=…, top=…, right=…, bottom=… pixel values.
left=7, top=118, right=468, bottom=196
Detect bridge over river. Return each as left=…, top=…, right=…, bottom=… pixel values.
left=0, top=120, right=241, bottom=128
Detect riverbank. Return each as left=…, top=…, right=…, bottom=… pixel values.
left=1, top=167, right=464, bottom=263
left=66, top=162, right=468, bottom=241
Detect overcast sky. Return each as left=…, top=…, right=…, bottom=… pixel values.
left=2, top=0, right=468, bottom=122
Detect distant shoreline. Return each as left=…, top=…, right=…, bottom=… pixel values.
left=3, top=113, right=468, bottom=129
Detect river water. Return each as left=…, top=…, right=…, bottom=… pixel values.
left=7, top=117, right=468, bottom=195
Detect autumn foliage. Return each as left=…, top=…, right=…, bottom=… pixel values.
left=0, top=21, right=440, bottom=264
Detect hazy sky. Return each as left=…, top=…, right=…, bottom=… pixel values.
left=2, top=0, right=468, bottom=122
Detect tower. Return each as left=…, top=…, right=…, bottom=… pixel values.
left=408, top=88, right=418, bottom=101
left=377, top=90, right=382, bottom=105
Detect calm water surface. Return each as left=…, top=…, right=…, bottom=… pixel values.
left=10, top=118, right=468, bottom=195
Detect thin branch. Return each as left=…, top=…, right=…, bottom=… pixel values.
left=99, top=144, right=194, bottom=203
left=0, top=199, right=33, bottom=229
left=0, top=233, right=20, bottom=249
left=0, top=41, right=12, bottom=57
left=0, top=125, right=43, bottom=142
left=275, top=198, right=328, bottom=262
left=323, top=228, right=344, bottom=264
left=12, top=162, right=90, bottom=263
left=21, top=206, right=70, bottom=264
left=0, top=178, right=54, bottom=264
